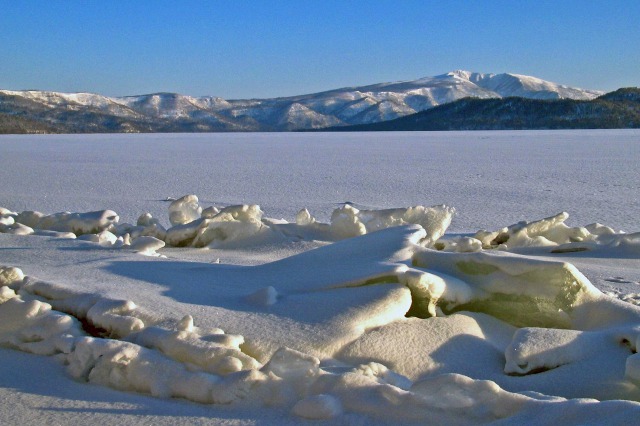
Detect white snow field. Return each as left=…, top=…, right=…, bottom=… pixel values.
left=1, top=130, right=640, bottom=425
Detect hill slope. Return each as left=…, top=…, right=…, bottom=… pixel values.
left=0, top=71, right=604, bottom=133
left=326, top=88, right=640, bottom=131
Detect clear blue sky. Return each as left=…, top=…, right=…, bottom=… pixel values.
left=1, top=0, right=638, bottom=98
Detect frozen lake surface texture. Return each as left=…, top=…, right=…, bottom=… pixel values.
left=1, top=130, right=640, bottom=425
left=2, top=130, right=639, bottom=232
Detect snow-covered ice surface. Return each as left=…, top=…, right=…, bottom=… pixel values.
left=1, top=131, right=638, bottom=233
left=1, top=130, right=640, bottom=425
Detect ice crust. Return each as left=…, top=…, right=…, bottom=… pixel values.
left=2, top=199, right=640, bottom=423
left=1, top=202, right=631, bottom=260
left=471, top=211, right=637, bottom=252
left=0, top=197, right=455, bottom=257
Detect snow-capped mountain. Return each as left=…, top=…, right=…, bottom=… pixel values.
left=331, top=88, right=640, bottom=132
left=0, top=71, right=604, bottom=133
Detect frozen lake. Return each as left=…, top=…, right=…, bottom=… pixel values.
left=2, top=129, right=640, bottom=424
left=1, top=130, right=638, bottom=233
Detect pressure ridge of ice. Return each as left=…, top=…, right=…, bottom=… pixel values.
left=2, top=197, right=640, bottom=423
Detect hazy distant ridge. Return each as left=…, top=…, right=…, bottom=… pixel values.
left=0, top=71, right=604, bottom=133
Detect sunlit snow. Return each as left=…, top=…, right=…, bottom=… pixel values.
left=1, top=130, right=640, bottom=424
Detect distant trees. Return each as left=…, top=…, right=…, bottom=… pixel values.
left=1, top=88, right=639, bottom=134
left=328, top=88, right=640, bottom=132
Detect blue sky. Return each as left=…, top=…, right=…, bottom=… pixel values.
left=1, top=0, right=638, bottom=98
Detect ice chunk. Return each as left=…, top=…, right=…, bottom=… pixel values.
left=19, top=277, right=99, bottom=318
left=0, top=215, right=14, bottom=226
left=113, top=221, right=166, bottom=241
left=32, top=230, right=76, bottom=238
left=412, top=248, right=601, bottom=328
left=329, top=204, right=454, bottom=244
left=0, top=208, right=17, bottom=228
left=35, top=210, right=119, bottom=235
left=165, top=204, right=267, bottom=248
left=168, top=194, right=202, bottom=226
left=128, top=321, right=260, bottom=375
left=201, top=206, right=220, bottom=219
left=67, top=337, right=266, bottom=403
left=0, top=294, right=83, bottom=355
left=165, top=217, right=207, bottom=247
left=216, top=356, right=245, bottom=375
left=456, top=237, right=483, bottom=252
left=330, top=205, right=367, bottom=239
left=296, top=208, right=316, bottom=226
left=112, top=222, right=137, bottom=236
left=473, top=212, right=631, bottom=250
left=0, top=286, right=16, bottom=304
left=0, top=266, right=25, bottom=287
left=137, top=212, right=161, bottom=227
left=585, top=222, right=618, bottom=236
left=398, top=268, right=447, bottom=318
left=403, top=205, right=455, bottom=243
left=77, top=230, right=118, bottom=246
left=352, top=362, right=412, bottom=390
left=435, top=236, right=484, bottom=252
left=0, top=207, right=17, bottom=215
left=15, top=210, right=45, bottom=228
left=178, top=314, right=194, bottom=332
left=192, top=204, right=267, bottom=248
left=0, top=222, right=34, bottom=235
left=139, top=223, right=167, bottom=240
left=130, top=236, right=165, bottom=256
left=292, top=394, right=343, bottom=419
left=86, top=299, right=145, bottom=337
left=261, top=347, right=320, bottom=379
left=118, top=214, right=169, bottom=241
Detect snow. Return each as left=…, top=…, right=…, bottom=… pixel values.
left=292, top=393, right=343, bottom=420
left=129, top=236, right=165, bottom=256
left=1, top=130, right=640, bottom=424
left=2, top=71, right=602, bottom=130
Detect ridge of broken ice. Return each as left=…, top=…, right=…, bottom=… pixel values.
left=2, top=197, right=640, bottom=423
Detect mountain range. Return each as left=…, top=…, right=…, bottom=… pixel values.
left=325, top=87, right=640, bottom=132
left=0, top=71, right=610, bottom=133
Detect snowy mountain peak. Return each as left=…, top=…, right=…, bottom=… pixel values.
left=0, top=71, right=605, bottom=132
left=447, top=70, right=472, bottom=78
left=442, top=70, right=490, bottom=81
